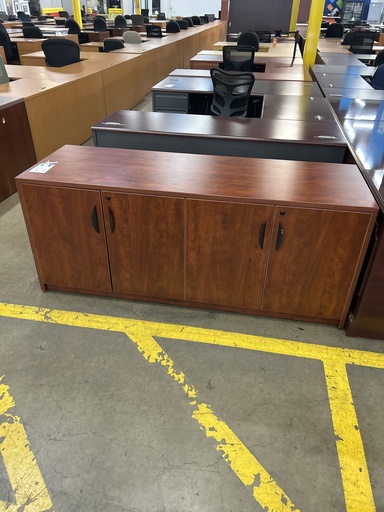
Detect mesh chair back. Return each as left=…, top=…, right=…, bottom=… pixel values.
left=237, top=31, right=259, bottom=52
left=222, top=45, right=255, bottom=72
left=166, top=20, right=180, bottom=33
left=255, top=30, right=271, bottom=42
left=59, top=11, right=69, bottom=18
left=65, top=18, right=81, bottom=34
left=176, top=20, right=188, bottom=30
left=191, top=16, right=201, bottom=25
left=324, top=23, right=344, bottom=38
left=103, top=38, right=125, bottom=52
left=131, top=14, right=145, bottom=25
left=349, top=30, right=376, bottom=54
left=374, top=49, right=384, bottom=67
left=141, top=9, right=149, bottom=16
left=210, top=67, right=255, bottom=117
left=114, top=15, right=127, bottom=28
left=371, top=63, right=384, bottom=90
left=22, top=26, right=44, bottom=38
left=93, top=16, right=108, bottom=31
left=123, top=30, right=142, bottom=43
left=42, top=38, right=80, bottom=67
left=341, top=30, right=354, bottom=45
left=157, top=12, right=166, bottom=20
left=145, top=24, right=163, bottom=37
left=17, top=11, right=31, bottom=21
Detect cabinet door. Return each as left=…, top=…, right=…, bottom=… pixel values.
left=186, top=199, right=274, bottom=308
left=20, top=184, right=112, bottom=291
left=102, top=192, right=184, bottom=300
left=262, top=206, right=373, bottom=321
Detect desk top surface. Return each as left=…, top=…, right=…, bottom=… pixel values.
left=16, top=145, right=377, bottom=212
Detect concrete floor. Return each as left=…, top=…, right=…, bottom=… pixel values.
left=1, top=98, right=384, bottom=511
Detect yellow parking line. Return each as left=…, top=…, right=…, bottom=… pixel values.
left=0, top=377, right=54, bottom=512
left=0, top=301, right=382, bottom=511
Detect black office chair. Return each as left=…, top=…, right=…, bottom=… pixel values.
left=176, top=20, right=188, bottom=30
left=141, top=8, right=149, bottom=17
left=222, top=45, right=255, bottom=72
left=341, top=30, right=354, bottom=45
left=103, top=38, right=124, bottom=52
left=374, top=49, right=384, bottom=67
left=324, top=23, right=344, bottom=38
left=349, top=30, right=376, bottom=54
left=371, top=63, right=384, bottom=89
left=237, top=31, right=259, bottom=52
left=255, top=30, right=272, bottom=42
left=0, top=23, right=19, bottom=63
left=131, top=14, right=145, bottom=25
left=17, top=11, right=31, bottom=22
left=114, top=14, right=127, bottom=28
left=191, top=16, right=201, bottom=25
left=145, top=24, right=163, bottom=37
left=183, top=17, right=193, bottom=27
left=22, top=26, right=44, bottom=38
left=210, top=67, right=255, bottom=117
left=41, top=38, right=80, bottom=67
left=157, top=12, right=166, bottom=20
left=65, top=18, right=88, bottom=44
left=59, top=10, right=69, bottom=18
left=166, top=20, right=180, bottom=33
left=93, top=16, right=108, bottom=32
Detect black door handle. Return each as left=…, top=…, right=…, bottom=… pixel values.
left=275, top=222, right=284, bottom=250
left=91, top=206, right=100, bottom=233
left=108, top=207, right=114, bottom=234
left=259, top=221, right=266, bottom=249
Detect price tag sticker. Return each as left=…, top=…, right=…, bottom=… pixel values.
left=29, top=162, right=57, bottom=174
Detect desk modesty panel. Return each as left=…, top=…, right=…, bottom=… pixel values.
left=16, top=145, right=378, bottom=328
left=92, top=110, right=349, bottom=163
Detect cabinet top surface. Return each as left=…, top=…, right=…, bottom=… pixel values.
left=16, top=145, right=378, bottom=212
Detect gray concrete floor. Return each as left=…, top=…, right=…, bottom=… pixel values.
left=1, top=97, right=384, bottom=512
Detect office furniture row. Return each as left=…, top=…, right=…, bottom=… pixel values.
left=16, top=145, right=378, bottom=328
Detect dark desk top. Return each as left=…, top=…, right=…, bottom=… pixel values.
left=262, top=95, right=337, bottom=122
left=314, top=72, right=375, bottom=91
left=321, top=87, right=384, bottom=100
left=92, top=110, right=347, bottom=147
left=311, top=64, right=374, bottom=75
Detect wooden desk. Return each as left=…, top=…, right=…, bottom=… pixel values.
left=92, top=110, right=348, bottom=163
left=0, top=97, right=36, bottom=202
left=16, top=144, right=378, bottom=327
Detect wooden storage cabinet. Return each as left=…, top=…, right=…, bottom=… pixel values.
left=16, top=145, right=379, bottom=328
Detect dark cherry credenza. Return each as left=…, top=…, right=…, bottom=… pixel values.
left=16, top=145, right=378, bottom=329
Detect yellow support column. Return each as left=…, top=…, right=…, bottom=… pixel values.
left=289, top=0, right=300, bottom=32
left=303, top=0, right=323, bottom=67
left=135, top=0, right=140, bottom=14
left=72, top=0, right=83, bottom=28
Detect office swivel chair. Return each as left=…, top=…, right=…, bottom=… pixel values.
left=0, top=23, right=19, bottom=63
left=58, top=10, right=69, bottom=18
left=237, top=31, right=259, bottom=52
left=42, top=38, right=80, bottom=67
left=255, top=30, right=272, bottom=42
left=374, top=49, right=384, bottom=67
left=103, top=38, right=124, bottom=52
left=210, top=67, right=255, bottom=117
left=123, top=30, right=142, bottom=43
left=176, top=20, right=188, bottom=30
left=349, top=30, right=376, bottom=54
left=114, top=15, right=127, bottom=29
left=183, top=17, right=193, bottom=27
left=157, top=12, right=166, bottom=20
left=145, top=24, right=163, bottom=37
left=166, top=20, right=180, bottom=33
left=93, top=16, right=108, bottom=32
left=371, top=63, right=384, bottom=89
left=341, top=30, right=354, bottom=45
left=324, top=23, right=344, bottom=38
left=22, top=26, right=44, bottom=38
left=222, top=45, right=255, bottom=72
left=191, top=16, right=201, bottom=25
left=131, top=14, right=145, bottom=25
left=141, top=8, right=149, bottom=17
left=17, top=11, right=31, bottom=22
left=65, top=18, right=88, bottom=44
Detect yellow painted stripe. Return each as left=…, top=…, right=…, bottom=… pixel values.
left=323, top=361, right=376, bottom=512
left=0, top=377, right=54, bottom=512
left=1, top=302, right=384, bottom=370
left=128, top=330, right=300, bottom=511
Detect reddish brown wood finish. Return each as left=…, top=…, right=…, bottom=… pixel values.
left=19, top=184, right=112, bottom=292
left=101, top=192, right=184, bottom=300
left=186, top=200, right=274, bottom=308
left=0, top=99, right=36, bottom=202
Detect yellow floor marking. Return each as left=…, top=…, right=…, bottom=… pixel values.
left=0, top=376, right=54, bottom=512
left=324, top=361, right=375, bottom=512
left=0, top=301, right=383, bottom=511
